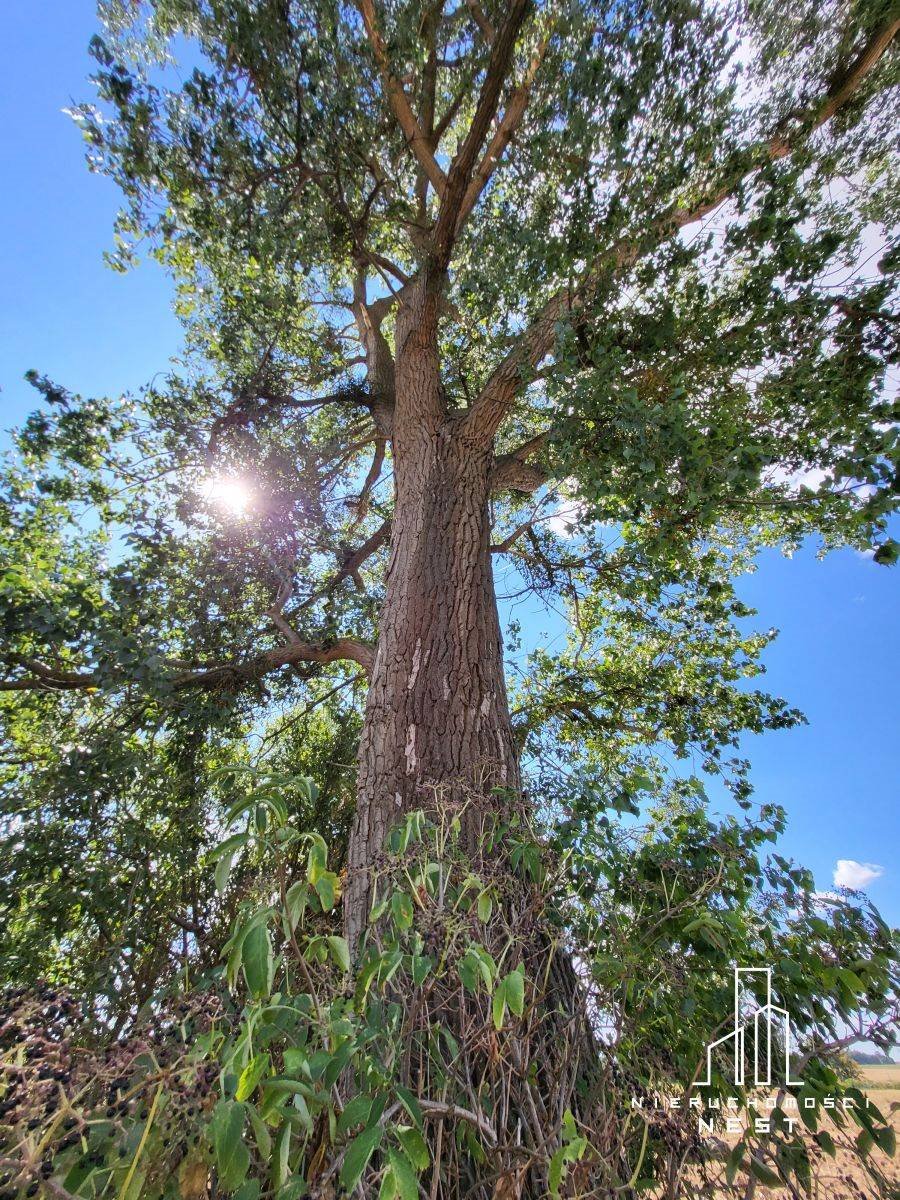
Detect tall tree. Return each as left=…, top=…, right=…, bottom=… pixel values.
left=1, top=0, right=899, bottom=1194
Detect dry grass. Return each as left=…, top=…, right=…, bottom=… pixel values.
left=723, top=1066, right=900, bottom=1199
left=679, top=1067, right=899, bottom=1198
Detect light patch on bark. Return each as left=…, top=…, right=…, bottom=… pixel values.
left=408, top=637, right=422, bottom=689
left=405, top=724, right=418, bottom=774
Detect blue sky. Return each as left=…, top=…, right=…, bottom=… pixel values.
left=1, top=2, right=897, bottom=924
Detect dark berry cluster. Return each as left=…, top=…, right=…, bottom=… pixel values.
left=0, top=984, right=228, bottom=1197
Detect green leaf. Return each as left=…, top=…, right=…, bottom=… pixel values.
left=338, top=1095, right=373, bottom=1137
left=396, top=1125, right=429, bottom=1171
left=458, top=953, right=478, bottom=993
left=725, top=1141, right=744, bottom=1184
left=411, top=954, right=432, bottom=985
left=212, top=832, right=250, bottom=861
left=326, top=935, right=350, bottom=974
left=857, top=1128, right=874, bottom=1156
left=378, top=1168, right=398, bottom=1200
left=340, top=1125, right=382, bottom=1192
left=306, top=835, right=327, bottom=884
left=271, top=1122, right=291, bottom=1192
left=492, top=986, right=507, bottom=1031
left=492, top=966, right=525, bottom=1029
left=391, top=890, right=413, bottom=931
left=837, top=967, right=864, bottom=993
left=235, top=1052, right=270, bottom=1101
left=242, top=923, right=274, bottom=998
left=314, top=870, right=339, bottom=912
left=247, top=1105, right=272, bottom=1159
left=284, top=881, right=308, bottom=932
left=216, top=851, right=235, bottom=894
left=274, top=1184, right=305, bottom=1200
left=548, top=1146, right=566, bottom=1196
left=395, top=1086, right=423, bottom=1131
left=212, top=1101, right=250, bottom=1192
left=504, top=966, right=525, bottom=1018
left=476, top=891, right=493, bottom=922
left=873, top=538, right=900, bottom=565
left=749, top=1158, right=782, bottom=1187
left=875, top=1125, right=896, bottom=1156
left=814, top=1130, right=836, bottom=1158
left=388, top=1148, right=418, bottom=1200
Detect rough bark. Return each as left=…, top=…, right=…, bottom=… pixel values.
left=345, top=279, right=521, bottom=953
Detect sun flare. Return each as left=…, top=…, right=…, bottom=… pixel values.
left=199, top=475, right=253, bottom=516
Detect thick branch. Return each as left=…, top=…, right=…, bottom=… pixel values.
left=296, top=518, right=393, bottom=611
left=453, top=33, right=550, bottom=237
left=208, top=383, right=369, bottom=456
left=464, top=0, right=496, bottom=44
left=490, top=431, right=551, bottom=492
left=1, top=639, right=374, bottom=695
left=353, top=437, right=387, bottom=523
left=357, top=0, right=447, bottom=197
left=465, top=13, right=900, bottom=443
left=174, top=638, right=374, bottom=686
left=433, top=0, right=533, bottom=265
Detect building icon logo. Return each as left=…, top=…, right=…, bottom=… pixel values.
left=699, top=966, right=803, bottom=1087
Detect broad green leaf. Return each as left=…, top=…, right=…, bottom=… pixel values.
left=340, top=1124, right=382, bottom=1192
left=749, top=1158, right=781, bottom=1187
left=395, top=1086, right=423, bottom=1131
left=314, top=870, right=339, bottom=912
left=235, top=1052, right=270, bottom=1101
left=271, top=1122, right=291, bottom=1192
left=391, top=890, right=413, bottom=931
left=326, top=935, right=350, bottom=974
left=388, top=1148, right=418, bottom=1200
left=215, top=851, right=235, bottom=894
left=242, top=923, right=274, bottom=998
left=492, top=986, right=507, bottom=1031
left=284, top=881, right=308, bottom=932
left=338, top=1094, right=373, bottom=1137
left=212, top=1101, right=250, bottom=1192
left=725, top=1141, right=744, bottom=1183
left=504, top=966, right=525, bottom=1018
left=814, top=1131, right=836, bottom=1157
left=378, top=1168, right=398, bottom=1200
left=396, top=1125, right=429, bottom=1171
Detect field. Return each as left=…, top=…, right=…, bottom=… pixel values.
left=729, top=1066, right=900, bottom=1199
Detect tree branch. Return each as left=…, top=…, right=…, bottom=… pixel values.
left=207, top=383, right=369, bottom=456
left=0, top=639, right=375, bottom=695
left=490, top=430, right=551, bottom=492
left=296, top=518, right=393, bottom=611
left=453, top=31, right=550, bottom=238
left=356, top=0, right=448, bottom=197
left=352, top=437, right=387, bottom=523
left=463, top=0, right=495, bottom=45
left=464, top=13, right=900, bottom=443
left=432, top=0, right=533, bottom=266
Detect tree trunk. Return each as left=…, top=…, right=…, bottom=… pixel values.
left=345, top=284, right=520, bottom=952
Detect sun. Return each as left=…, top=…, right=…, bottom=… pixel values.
left=199, top=475, right=253, bottom=517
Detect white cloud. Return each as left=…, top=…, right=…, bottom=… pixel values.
left=765, top=463, right=829, bottom=492
left=833, top=859, right=884, bottom=890
left=546, top=499, right=587, bottom=537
